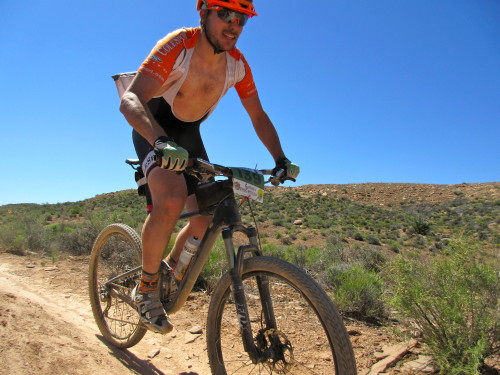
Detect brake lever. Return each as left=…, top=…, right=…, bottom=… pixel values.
left=269, top=169, right=286, bottom=186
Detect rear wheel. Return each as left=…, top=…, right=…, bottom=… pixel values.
left=88, top=223, right=147, bottom=348
left=206, top=256, right=357, bottom=375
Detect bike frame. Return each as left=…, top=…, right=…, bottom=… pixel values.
left=105, top=182, right=277, bottom=362
left=171, top=190, right=277, bottom=361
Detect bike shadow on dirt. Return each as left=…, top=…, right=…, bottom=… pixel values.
left=96, top=335, right=201, bottom=375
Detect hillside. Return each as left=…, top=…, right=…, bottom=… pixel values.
left=293, top=182, right=500, bottom=208
left=0, top=182, right=498, bottom=374
left=1, top=181, right=499, bottom=258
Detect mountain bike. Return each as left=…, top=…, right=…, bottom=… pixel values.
left=88, top=158, right=357, bottom=375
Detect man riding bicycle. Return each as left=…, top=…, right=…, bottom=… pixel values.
left=119, top=0, right=300, bottom=334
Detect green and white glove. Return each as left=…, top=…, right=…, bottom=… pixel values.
left=274, top=157, right=300, bottom=180
left=154, top=136, right=189, bottom=172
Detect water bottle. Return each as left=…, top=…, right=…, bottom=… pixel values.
left=174, top=236, right=200, bottom=281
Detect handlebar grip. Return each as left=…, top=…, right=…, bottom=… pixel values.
left=269, top=169, right=285, bottom=186
left=269, top=169, right=297, bottom=186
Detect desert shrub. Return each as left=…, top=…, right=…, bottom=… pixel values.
left=314, top=242, right=349, bottom=271
left=271, top=218, right=286, bottom=227
left=199, top=238, right=227, bottom=291
left=89, top=211, right=112, bottom=234
left=410, top=215, right=431, bottom=235
left=365, top=234, right=382, bottom=246
left=353, top=232, right=364, bottom=241
left=58, top=222, right=101, bottom=255
left=0, top=215, right=50, bottom=255
left=0, top=222, right=25, bottom=255
left=384, top=238, right=499, bottom=375
left=261, top=243, right=286, bottom=260
left=302, top=245, right=322, bottom=269
left=284, top=244, right=307, bottom=268
left=23, top=218, right=49, bottom=253
left=328, top=264, right=385, bottom=320
left=386, top=240, right=401, bottom=253
left=351, top=245, right=387, bottom=272
left=406, top=233, right=426, bottom=249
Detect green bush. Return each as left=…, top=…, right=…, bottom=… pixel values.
left=352, top=245, right=387, bottom=272
left=199, top=238, right=227, bottom=292
left=58, top=222, right=101, bottom=255
left=282, top=244, right=307, bottom=268
left=261, top=243, right=286, bottom=260
left=384, top=238, right=499, bottom=375
left=0, top=215, right=50, bottom=255
left=366, top=234, right=382, bottom=246
left=411, top=215, right=431, bottom=235
left=0, top=222, right=25, bottom=255
left=328, top=264, right=385, bottom=320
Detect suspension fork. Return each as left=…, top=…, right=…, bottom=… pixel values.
left=248, top=231, right=277, bottom=330
left=222, top=226, right=277, bottom=362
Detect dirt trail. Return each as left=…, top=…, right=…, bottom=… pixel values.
left=0, top=252, right=211, bottom=375
left=5, top=251, right=495, bottom=374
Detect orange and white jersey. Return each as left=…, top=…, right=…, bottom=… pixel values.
left=138, top=27, right=258, bottom=121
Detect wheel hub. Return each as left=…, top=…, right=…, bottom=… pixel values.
left=255, top=328, right=295, bottom=373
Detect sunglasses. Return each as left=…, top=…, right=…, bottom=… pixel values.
left=215, top=7, right=249, bottom=26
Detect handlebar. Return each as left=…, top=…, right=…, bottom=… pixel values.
left=186, top=158, right=295, bottom=186
left=126, top=158, right=295, bottom=186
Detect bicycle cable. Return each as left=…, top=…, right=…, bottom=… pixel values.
left=238, top=197, right=264, bottom=254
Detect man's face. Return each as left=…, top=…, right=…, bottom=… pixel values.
left=204, top=8, right=244, bottom=52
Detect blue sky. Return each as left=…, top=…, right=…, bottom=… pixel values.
left=1, top=0, right=499, bottom=205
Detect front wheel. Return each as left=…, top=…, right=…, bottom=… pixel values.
left=88, top=223, right=147, bottom=348
left=206, top=256, right=357, bottom=375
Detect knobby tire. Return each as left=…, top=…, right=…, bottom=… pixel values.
left=88, top=223, right=147, bottom=348
left=206, top=256, right=357, bottom=375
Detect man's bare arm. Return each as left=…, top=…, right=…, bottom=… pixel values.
left=241, top=94, right=285, bottom=162
left=120, top=73, right=166, bottom=145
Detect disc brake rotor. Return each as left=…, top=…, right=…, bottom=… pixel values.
left=256, top=328, right=295, bottom=374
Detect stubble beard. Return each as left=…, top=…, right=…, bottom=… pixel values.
left=205, top=20, right=238, bottom=53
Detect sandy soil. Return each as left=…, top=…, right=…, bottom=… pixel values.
left=0, top=251, right=424, bottom=375
left=0, top=252, right=213, bottom=375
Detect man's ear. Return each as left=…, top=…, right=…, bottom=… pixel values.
left=199, top=9, right=208, bottom=25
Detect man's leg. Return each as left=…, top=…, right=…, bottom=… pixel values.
left=134, top=167, right=187, bottom=334
left=167, top=195, right=212, bottom=267
left=141, top=168, right=187, bottom=273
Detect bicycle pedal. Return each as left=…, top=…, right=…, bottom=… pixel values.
left=99, top=292, right=110, bottom=303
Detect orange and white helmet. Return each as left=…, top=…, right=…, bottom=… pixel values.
left=197, top=0, right=258, bottom=18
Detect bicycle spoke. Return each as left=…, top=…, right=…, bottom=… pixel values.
left=89, top=224, right=147, bottom=348
left=207, top=256, right=356, bottom=374
left=217, top=275, right=335, bottom=374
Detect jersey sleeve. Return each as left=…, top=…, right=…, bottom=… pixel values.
left=138, top=28, right=192, bottom=84
left=234, top=54, right=258, bottom=99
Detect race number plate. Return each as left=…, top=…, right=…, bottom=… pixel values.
left=231, top=167, right=265, bottom=203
